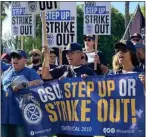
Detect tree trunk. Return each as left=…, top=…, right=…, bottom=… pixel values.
left=125, top=1, right=130, bottom=40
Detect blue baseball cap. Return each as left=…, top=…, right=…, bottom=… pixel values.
left=134, top=43, right=145, bottom=49
left=65, top=43, right=83, bottom=52
left=126, top=40, right=136, bottom=53
left=10, top=49, right=27, bottom=58
left=83, top=35, right=95, bottom=41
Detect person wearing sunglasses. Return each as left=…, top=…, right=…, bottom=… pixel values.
left=83, top=35, right=109, bottom=75
left=131, top=33, right=142, bottom=45
left=29, top=49, right=42, bottom=72
left=107, top=42, right=145, bottom=137
left=1, top=49, right=43, bottom=137
left=112, top=41, right=142, bottom=74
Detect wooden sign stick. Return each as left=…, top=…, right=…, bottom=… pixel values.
left=42, top=12, right=48, bottom=47
left=94, top=35, right=98, bottom=70
left=59, top=48, right=62, bottom=65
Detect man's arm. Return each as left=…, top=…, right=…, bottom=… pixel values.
left=94, top=52, right=109, bottom=74
left=28, top=80, right=43, bottom=87
left=41, top=46, right=53, bottom=80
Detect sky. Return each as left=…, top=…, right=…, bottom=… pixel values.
left=2, top=1, right=145, bottom=39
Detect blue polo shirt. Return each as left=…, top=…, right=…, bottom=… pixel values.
left=2, top=67, right=42, bottom=125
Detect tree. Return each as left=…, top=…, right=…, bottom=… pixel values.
left=1, top=1, right=10, bottom=52
left=141, top=6, right=145, bottom=16
left=24, top=14, right=42, bottom=53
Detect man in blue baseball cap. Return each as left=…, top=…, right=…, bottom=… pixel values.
left=42, top=43, right=95, bottom=137
left=2, top=49, right=43, bottom=137
left=42, top=43, right=96, bottom=80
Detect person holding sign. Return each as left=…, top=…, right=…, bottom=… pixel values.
left=1, top=50, right=43, bottom=137
left=42, top=43, right=96, bottom=80
left=83, top=35, right=109, bottom=75
left=42, top=43, right=95, bottom=137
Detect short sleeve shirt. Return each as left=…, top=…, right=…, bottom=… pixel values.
left=50, top=65, right=96, bottom=80
left=1, top=67, right=42, bottom=125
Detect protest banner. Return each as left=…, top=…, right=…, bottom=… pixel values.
left=84, top=2, right=111, bottom=35
left=45, top=2, right=77, bottom=47
left=11, top=2, right=35, bottom=36
left=14, top=73, right=145, bottom=137
left=11, top=2, right=60, bottom=14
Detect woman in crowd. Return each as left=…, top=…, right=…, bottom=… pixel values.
left=111, top=41, right=143, bottom=74
left=107, top=41, right=145, bottom=137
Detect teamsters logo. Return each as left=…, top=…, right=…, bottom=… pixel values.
left=28, top=2, right=37, bottom=12
left=23, top=103, right=43, bottom=125
left=13, top=26, right=19, bottom=35
left=86, top=24, right=93, bottom=34
left=16, top=94, right=42, bottom=125
left=47, top=34, right=54, bottom=46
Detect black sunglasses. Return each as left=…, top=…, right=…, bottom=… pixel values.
left=84, top=38, right=92, bottom=42
left=115, top=47, right=128, bottom=53
left=12, top=54, right=22, bottom=60
left=132, top=39, right=140, bottom=42
left=30, top=53, right=39, bottom=57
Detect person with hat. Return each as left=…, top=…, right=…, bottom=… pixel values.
left=42, top=43, right=95, bottom=137
left=131, top=33, right=143, bottom=45
left=29, top=49, right=42, bottom=73
left=83, top=35, right=109, bottom=75
left=111, top=41, right=143, bottom=74
left=1, top=49, right=43, bottom=137
left=106, top=41, right=145, bottom=137
left=42, top=43, right=96, bottom=80
left=1, top=53, right=11, bottom=64
left=135, top=43, right=145, bottom=71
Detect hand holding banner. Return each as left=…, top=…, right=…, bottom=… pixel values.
left=14, top=73, right=145, bottom=137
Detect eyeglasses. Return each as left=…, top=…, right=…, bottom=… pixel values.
left=12, top=54, right=22, bottom=60
left=30, top=53, right=39, bottom=57
left=132, top=39, right=140, bottom=42
left=115, top=48, right=128, bottom=53
left=84, top=38, right=92, bottom=42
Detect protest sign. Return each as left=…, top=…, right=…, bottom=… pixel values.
left=14, top=73, right=145, bottom=137
left=84, top=2, right=111, bottom=35
left=11, top=2, right=35, bottom=36
left=11, top=2, right=60, bottom=14
left=44, top=2, right=77, bottom=47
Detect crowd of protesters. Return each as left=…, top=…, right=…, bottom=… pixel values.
left=1, top=33, right=145, bottom=137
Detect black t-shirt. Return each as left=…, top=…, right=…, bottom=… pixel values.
left=50, top=64, right=96, bottom=80
left=29, top=64, right=42, bottom=72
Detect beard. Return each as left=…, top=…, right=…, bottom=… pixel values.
left=32, top=58, right=40, bottom=64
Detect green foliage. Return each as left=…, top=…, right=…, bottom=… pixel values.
left=141, top=6, right=145, bottom=16
left=24, top=14, right=42, bottom=52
